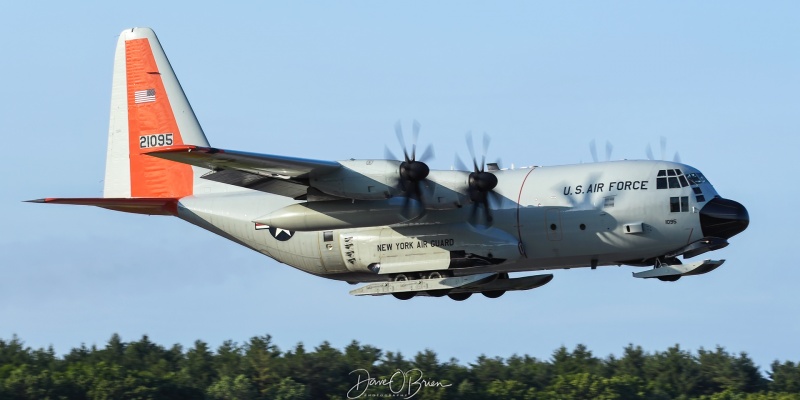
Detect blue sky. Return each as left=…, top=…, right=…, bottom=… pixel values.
left=2, top=2, right=798, bottom=371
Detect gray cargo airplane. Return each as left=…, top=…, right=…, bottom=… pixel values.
left=31, top=28, right=749, bottom=300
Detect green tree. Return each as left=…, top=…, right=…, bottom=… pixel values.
left=770, top=361, right=800, bottom=394
left=413, top=349, right=442, bottom=379
left=506, top=354, right=551, bottom=391
left=455, top=379, right=481, bottom=400
left=551, top=344, right=602, bottom=377
left=608, top=344, right=647, bottom=381
left=604, top=374, right=649, bottom=399
left=269, top=377, right=310, bottom=400
left=485, top=379, right=530, bottom=400
left=183, top=340, right=217, bottom=390
left=207, top=374, right=257, bottom=400
left=543, top=372, right=620, bottom=400
left=242, top=334, right=282, bottom=397
left=97, top=333, right=126, bottom=366
left=471, top=355, right=508, bottom=387
left=0, top=335, right=33, bottom=372
left=644, top=344, right=701, bottom=399
left=215, top=340, right=244, bottom=378
left=308, top=341, right=348, bottom=398
left=696, top=347, right=766, bottom=395
left=121, top=335, right=168, bottom=372
left=4, top=334, right=800, bottom=400
left=378, top=350, right=412, bottom=374
left=282, top=343, right=312, bottom=387
left=343, top=341, right=382, bottom=371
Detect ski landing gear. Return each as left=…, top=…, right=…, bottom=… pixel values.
left=633, top=258, right=725, bottom=281
left=350, top=272, right=554, bottom=301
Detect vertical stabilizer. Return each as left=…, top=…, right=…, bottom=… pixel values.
left=104, top=27, right=209, bottom=198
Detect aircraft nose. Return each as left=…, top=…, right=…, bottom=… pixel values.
left=699, top=197, right=749, bottom=239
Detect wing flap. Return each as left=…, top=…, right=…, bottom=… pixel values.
left=200, top=169, right=310, bottom=199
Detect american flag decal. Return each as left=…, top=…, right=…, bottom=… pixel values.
left=134, top=89, right=156, bottom=104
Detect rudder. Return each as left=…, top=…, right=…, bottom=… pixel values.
left=104, top=27, right=209, bottom=199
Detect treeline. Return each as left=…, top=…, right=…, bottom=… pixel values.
left=2, top=335, right=800, bottom=399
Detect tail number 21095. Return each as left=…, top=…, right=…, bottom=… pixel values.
left=139, top=133, right=173, bottom=149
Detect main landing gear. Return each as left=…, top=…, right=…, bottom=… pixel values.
left=390, top=272, right=454, bottom=300
left=632, top=258, right=726, bottom=281
left=391, top=274, right=416, bottom=300
left=351, top=271, right=554, bottom=300
left=654, top=257, right=682, bottom=282
left=448, top=292, right=472, bottom=301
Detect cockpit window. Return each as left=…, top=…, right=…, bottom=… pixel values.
left=686, top=173, right=708, bottom=185
left=668, top=177, right=679, bottom=188
left=657, top=169, right=695, bottom=189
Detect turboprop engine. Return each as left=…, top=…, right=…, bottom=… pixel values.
left=310, top=160, right=470, bottom=210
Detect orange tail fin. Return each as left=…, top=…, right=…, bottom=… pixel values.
left=104, top=27, right=209, bottom=199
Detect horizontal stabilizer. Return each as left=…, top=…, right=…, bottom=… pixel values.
left=27, top=198, right=179, bottom=216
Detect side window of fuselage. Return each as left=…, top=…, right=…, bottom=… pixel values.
left=670, top=196, right=690, bottom=213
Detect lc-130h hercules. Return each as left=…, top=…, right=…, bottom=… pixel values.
left=31, top=28, right=749, bottom=301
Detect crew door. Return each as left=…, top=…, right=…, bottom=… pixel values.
left=545, top=208, right=563, bottom=241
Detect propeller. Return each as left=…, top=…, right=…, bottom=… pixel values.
left=461, top=131, right=500, bottom=225
left=386, top=120, right=435, bottom=217
left=589, top=140, right=614, bottom=163
left=645, top=136, right=681, bottom=163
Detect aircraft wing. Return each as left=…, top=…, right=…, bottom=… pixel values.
left=147, top=145, right=341, bottom=178
left=146, top=145, right=342, bottom=198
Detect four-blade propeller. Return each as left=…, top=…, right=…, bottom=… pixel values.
left=386, top=123, right=501, bottom=226
left=646, top=136, right=681, bottom=163
left=589, top=139, right=614, bottom=163
left=458, top=132, right=500, bottom=225
left=385, top=120, right=435, bottom=217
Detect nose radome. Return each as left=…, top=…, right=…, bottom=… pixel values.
left=699, top=197, right=749, bottom=239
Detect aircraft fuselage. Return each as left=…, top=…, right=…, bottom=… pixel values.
left=176, top=159, right=746, bottom=283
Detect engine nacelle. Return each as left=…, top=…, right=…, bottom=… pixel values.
left=311, top=160, right=470, bottom=209
left=421, top=170, right=471, bottom=210
left=311, top=160, right=401, bottom=200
